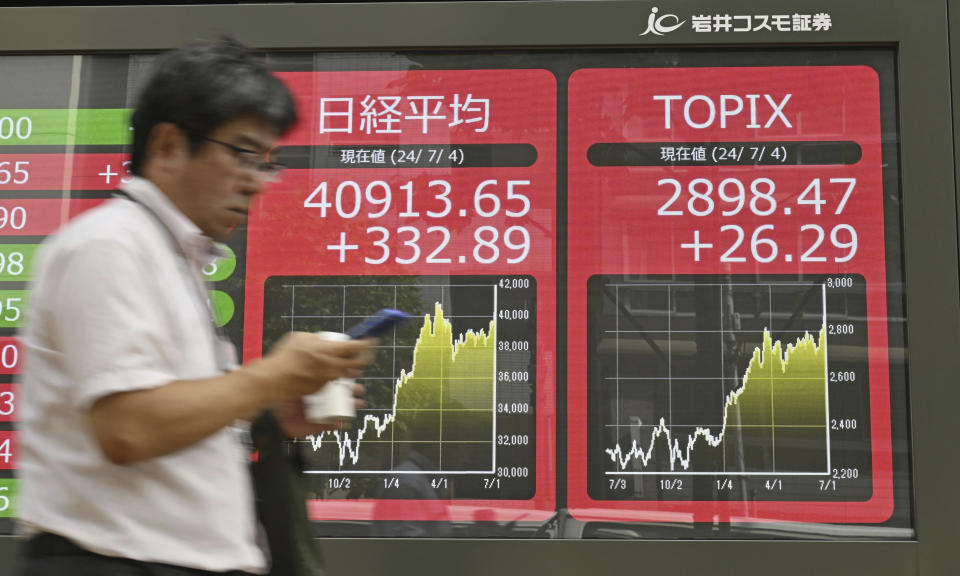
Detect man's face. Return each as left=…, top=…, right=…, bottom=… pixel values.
left=176, top=116, right=281, bottom=242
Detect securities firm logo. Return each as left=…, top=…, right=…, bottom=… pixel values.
left=640, top=7, right=685, bottom=36
left=640, top=6, right=834, bottom=35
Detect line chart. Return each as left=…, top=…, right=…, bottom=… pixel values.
left=586, top=275, right=874, bottom=502
left=605, top=325, right=829, bottom=474
left=261, top=275, right=537, bottom=498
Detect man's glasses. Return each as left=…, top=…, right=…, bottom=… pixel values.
left=203, top=137, right=285, bottom=182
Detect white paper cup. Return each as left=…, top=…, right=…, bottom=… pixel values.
left=303, top=331, right=357, bottom=424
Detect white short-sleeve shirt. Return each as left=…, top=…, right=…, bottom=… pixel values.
left=17, top=177, right=267, bottom=573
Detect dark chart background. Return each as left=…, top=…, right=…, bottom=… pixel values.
left=587, top=274, right=871, bottom=502
left=261, top=275, right=537, bottom=502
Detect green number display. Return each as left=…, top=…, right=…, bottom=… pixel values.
left=208, top=290, right=234, bottom=328
left=202, top=245, right=237, bottom=282
left=0, top=479, right=19, bottom=518
left=0, top=291, right=28, bottom=328
left=0, top=244, right=38, bottom=281
left=0, top=109, right=131, bottom=146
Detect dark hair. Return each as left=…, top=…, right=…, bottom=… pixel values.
left=129, top=38, right=297, bottom=175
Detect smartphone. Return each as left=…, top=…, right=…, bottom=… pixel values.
left=345, top=308, right=410, bottom=339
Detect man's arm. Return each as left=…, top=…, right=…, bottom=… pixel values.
left=90, top=370, right=267, bottom=465
left=44, top=236, right=372, bottom=465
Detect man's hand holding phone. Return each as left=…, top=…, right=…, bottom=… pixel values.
left=250, top=331, right=374, bottom=401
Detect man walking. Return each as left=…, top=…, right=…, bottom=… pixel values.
left=15, top=39, right=371, bottom=575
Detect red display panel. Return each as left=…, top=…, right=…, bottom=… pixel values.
left=0, top=432, right=15, bottom=470
left=0, top=198, right=105, bottom=236
left=0, top=154, right=130, bottom=191
left=567, top=66, right=894, bottom=523
left=244, top=69, right=556, bottom=522
left=0, top=338, right=22, bottom=376
left=0, top=385, right=16, bottom=423
left=0, top=134, right=119, bottom=530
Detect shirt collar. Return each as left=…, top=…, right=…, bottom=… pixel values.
left=118, top=176, right=226, bottom=266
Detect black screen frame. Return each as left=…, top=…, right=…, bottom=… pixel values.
left=0, top=2, right=954, bottom=574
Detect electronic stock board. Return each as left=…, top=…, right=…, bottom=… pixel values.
left=0, top=1, right=957, bottom=575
